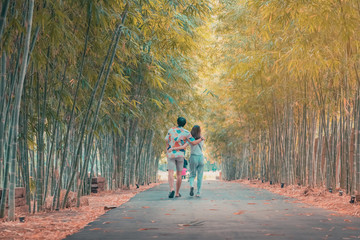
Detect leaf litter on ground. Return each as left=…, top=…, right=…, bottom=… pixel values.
left=233, top=179, right=360, bottom=218
left=0, top=183, right=160, bottom=240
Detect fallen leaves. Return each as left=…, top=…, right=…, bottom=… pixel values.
left=233, top=210, right=245, bottom=215
left=177, top=220, right=205, bottom=227
left=137, top=228, right=158, bottom=231
left=343, top=227, right=359, bottom=230
left=298, top=213, right=313, bottom=216
left=122, top=217, right=134, bottom=219
left=235, top=179, right=360, bottom=217
left=0, top=183, right=160, bottom=240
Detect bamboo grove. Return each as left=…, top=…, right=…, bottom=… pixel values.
left=0, top=0, right=210, bottom=220
left=205, top=0, right=360, bottom=194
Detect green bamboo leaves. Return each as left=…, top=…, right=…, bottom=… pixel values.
left=0, top=0, right=210, bottom=220
left=205, top=0, right=360, bottom=194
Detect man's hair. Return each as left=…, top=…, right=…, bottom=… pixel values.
left=177, top=117, right=186, bottom=127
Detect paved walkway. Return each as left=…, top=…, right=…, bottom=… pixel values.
left=67, top=181, right=360, bottom=240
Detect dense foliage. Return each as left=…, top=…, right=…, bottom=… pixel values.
left=0, top=0, right=210, bottom=220
left=206, top=0, right=360, bottom=195
left=3, top=0, right=360, bottom=222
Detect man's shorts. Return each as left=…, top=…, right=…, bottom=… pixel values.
left=167, top=157, right=184, bottom=172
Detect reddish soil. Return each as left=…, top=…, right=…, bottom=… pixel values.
left=233, top=179, right=360, bottom=217
left=0, top=183, right=160, bottom=240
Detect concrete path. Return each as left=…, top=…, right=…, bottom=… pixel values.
left=66, top=181, right=360, bottom=240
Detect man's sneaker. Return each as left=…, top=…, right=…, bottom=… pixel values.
left=190, top=187, right=194, bottom=196
left=169, top=190, right=175, bottom=198
left=195, top=194, right=200, bottom=197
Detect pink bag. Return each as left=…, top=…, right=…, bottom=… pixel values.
left=182, top=168, right=187, bottom=176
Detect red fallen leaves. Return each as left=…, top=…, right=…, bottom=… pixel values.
left=0, top=183, right=160, bottom=240
left=343, top=227, right=359, bottom=230
left=344, top=219, right=352, bottom=222
left=298, top=213, right=313, bottom=216
left=123, top=217, right=134, bottom=219
left=137, top=228, right=158, bottom=231
left=142, top=206, right=150, bottom=209
left=233, top=210, right=245, bottom=215
left=90, top=228, right=102, bottom=231
left=247, top=203, right=256, bottom=205
left=234, top=179, right=360, bottom=218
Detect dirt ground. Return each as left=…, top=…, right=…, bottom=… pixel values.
left=234, top=179, right=360, bottom=217
left=0, top=183, right=160, bottom=240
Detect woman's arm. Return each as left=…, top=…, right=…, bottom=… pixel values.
left=169, top=143, right=189, bottom=151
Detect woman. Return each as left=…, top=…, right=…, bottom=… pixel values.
left=169, top=125, right=205, bottom=197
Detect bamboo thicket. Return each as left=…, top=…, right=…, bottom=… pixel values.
left=205, top=0, right=360, bottom=195
left=0, top=0, right=210, bottom=220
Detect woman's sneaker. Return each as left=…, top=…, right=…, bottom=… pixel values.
left=190, top=187, right=194, bottom=196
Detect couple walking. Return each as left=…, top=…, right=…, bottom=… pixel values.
left=165, top=117, right=205, bottom=198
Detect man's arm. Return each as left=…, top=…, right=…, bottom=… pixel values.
left=169, top=143, right=189, bottom=151
left=186, top=134, right=205, bottom=146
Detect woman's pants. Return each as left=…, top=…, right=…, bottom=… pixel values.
left=189, top=154, right=204, bottom=194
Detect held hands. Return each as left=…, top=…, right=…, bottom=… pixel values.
left=201, top=136, right=206, bottom=141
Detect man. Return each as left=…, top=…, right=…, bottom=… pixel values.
left=165, top=117, right=202, bottom=198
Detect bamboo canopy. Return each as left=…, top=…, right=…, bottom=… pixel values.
left=204, top=0, right=360, bottom=196
left=0, top=0, right=211, bottom=220
left=1, top=0, right=360, bottom=222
